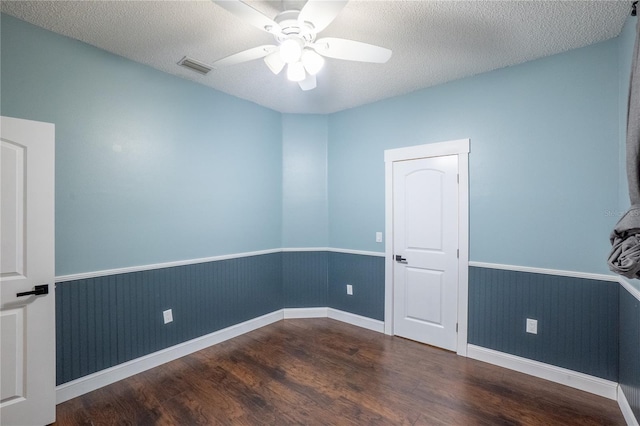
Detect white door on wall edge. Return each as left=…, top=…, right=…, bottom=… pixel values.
left=1, top=116, right=55, bottom=425
left=392, top=154, right=459, bottom=351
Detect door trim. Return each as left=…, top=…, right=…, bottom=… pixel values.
left=384, top=139, right=470, bottom=356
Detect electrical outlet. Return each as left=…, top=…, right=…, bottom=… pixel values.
left=375, top=232, right=383, bottom=243
left=346, top=284, right=353, bottom=295
left=526, top=318, right=537, bottom=334
left=163, top=309, right=173, bottom=324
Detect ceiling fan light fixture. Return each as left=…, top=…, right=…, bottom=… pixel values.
left=287, top=61, right=306, bottom=82
left=264, top=51, right=285, bottom=74
left=211, top=0, right=393, bottom=92
left=301, top=49, right=324, bottom=75
left=280, top=38, right=303, bottom=63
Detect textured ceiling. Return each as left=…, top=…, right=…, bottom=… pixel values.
left=0, top=0, right=632, bottom=114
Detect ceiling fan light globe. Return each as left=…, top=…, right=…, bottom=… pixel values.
left=280, top=38, right=303, bottom=64
left=264, top=51, right=285, bottom=74
left=301, top=49, right=324, bottom=75
left=287, top=62, right=306, bottom=82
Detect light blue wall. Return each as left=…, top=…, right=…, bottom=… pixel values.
left=282, top=114, right=328, bottom=247
left=0, top=12, right=628, bottom=277
left=1, top=15, right=283, bottom=276
left=328, top=39, right=620, bottom=275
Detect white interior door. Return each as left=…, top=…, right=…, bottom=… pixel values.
left=392, top=154, right=459, bottom=351
left=1, top=116, right=55, bottom=425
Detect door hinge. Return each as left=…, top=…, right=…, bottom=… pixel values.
left=456, top=323, right=459, bottom=332
left=457, top=249, right=459, bottom=258
left=457, top=174, right=459, bottom=183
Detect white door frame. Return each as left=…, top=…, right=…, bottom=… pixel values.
left=384, top=139, right=470, bottom=356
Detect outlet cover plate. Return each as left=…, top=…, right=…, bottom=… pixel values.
left=346, top=284, right=353, bottom=295
left=163, top=309, right=173, bottom=324
left=375, top=232, right=383, bottom=243
left=526, top=318, right=537, bottom=334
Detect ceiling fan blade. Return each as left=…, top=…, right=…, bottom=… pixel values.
left=298, top=73, right=317, bottom=91
left=314, top=37, right=392, bottom=63
left=298, top=0, right=348, bottom=33
left=213, top=45, right=277, bottom=68
left=212, top=0, right=281, bottom=34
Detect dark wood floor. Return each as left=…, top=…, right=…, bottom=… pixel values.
left=54, top=318, right=624, bottom=425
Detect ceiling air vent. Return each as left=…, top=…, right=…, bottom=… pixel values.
left=178, top=56, right=213, bottom=75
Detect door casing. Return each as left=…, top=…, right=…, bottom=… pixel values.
left=384, top=139, right=470, bottom=356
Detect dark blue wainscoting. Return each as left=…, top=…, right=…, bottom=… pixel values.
left=57, top=256, right=625, bottom=391
left=468, top=267, right=619, bottom=381
left=283, top=251, right=328, bottom=308
left=619, top=285, right=640, bottom=420
left=55, top=253, right=283, bottom=385
left=55, top=250, right=386, bottom=386
left=328, top=252, right=385, bottom=321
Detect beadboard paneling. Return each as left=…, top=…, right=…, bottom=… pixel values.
left=620, top=285, right=640, bottom=420
left=55, top=253, right=282, bottom=385
left=283, top=251, right=328, bottom=308
left=56, top=256, right=625, bottom=390
left=328, top=252, right=385, bottom=321
left=468, top=267, right=618, bottom=380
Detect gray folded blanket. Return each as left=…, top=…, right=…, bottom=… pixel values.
left=611, top=19, right=640, bottom=278
left=609, top=205, right=640, bottom=278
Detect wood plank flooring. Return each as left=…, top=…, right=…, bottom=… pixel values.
left=53, top=318, right=625, bottom=425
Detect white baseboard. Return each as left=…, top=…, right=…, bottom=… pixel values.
left=283, top=307, right=328, bottom=318
left=618, top=385, right=640, bottom=426
left=55, top=310, right=284, bottom=404
left=283, top=307, right=384, bottom=333
left=327, top=308, right=385, bottom=333
left=55, top=307, right=384, bottom=403
left=467, top=344, right=618, bottom=400
left=283, top=308, right=385, bottom=333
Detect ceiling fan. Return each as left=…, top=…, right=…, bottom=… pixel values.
left=211, top=0, right=392, bottom=91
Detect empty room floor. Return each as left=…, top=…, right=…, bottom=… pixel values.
left=54, top=318, right=624, bottom=425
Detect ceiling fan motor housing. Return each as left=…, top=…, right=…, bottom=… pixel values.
left=272, top=10, right=316, bottom=44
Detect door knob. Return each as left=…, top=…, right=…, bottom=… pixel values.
left=395, top=255, right=407, bottom=263
left=16, top=284, right=49, bottom=297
